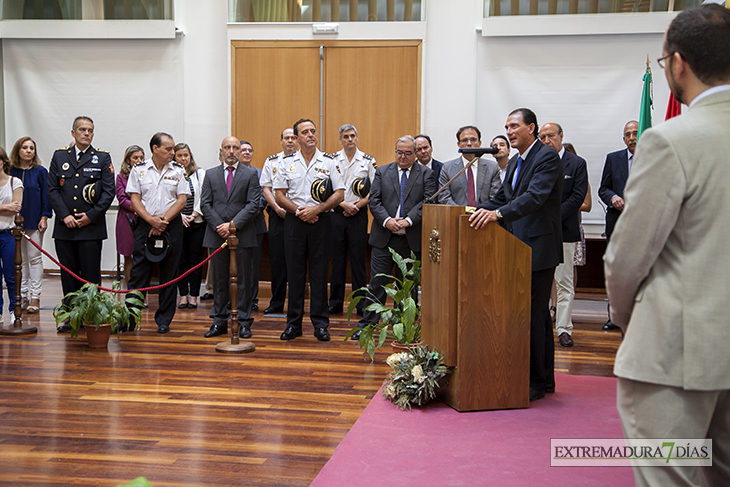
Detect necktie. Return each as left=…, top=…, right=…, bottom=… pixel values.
left=226, top=166, right=234, bottom=194
left=512, top=157, right=523, bottom=190
left=399, top=169, right=407, bottom=217
left=77, top=151, right=83, bottom=163
left=467, top=165, right=476, bottom=206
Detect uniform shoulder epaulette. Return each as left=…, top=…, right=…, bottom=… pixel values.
left=323, top=152, right=336, bottom=159
left=283, top=153, right=295, bottom=159
left=267, top=154, right=278, bottom=161
left=132, top=159, right=146, bottom=167
left=172, top=162, right=184, bottom=169
left=56, top=147, right=69, bottom=152
left=362, top=152, right=374, bottom=161
left=94, top=148, right=109, bottom=153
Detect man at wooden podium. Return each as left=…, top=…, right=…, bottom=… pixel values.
left=469, top=108, right=563, bottom=402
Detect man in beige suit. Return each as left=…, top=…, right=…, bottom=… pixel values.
left=605, top=5, right=730, bottom=486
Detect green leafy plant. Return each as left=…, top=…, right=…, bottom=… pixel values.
left=53, top=282, right=145, bottom=338
left=382, top=344, right=448, bottom=411
left=345, top=248, right=422, bottom=360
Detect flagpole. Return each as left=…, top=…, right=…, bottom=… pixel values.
left=638, top=55, right=653, bottom=140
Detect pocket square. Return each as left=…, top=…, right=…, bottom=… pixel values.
left=564, top=175, right=573, bottom=179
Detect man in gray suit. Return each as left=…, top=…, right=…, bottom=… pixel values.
left=438, top=125, right=501, bottom=206
left=200, top=136, right=264, bottom=338
left=605, top=5, right=730, bottom=485
left=354, top=135, right=436, bottom=339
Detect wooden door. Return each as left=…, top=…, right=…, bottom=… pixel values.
left=231, top=40, right=421, bottom=169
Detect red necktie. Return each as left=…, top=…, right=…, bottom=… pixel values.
left=467, top=166, right=476, bottom=206
left=226, top=166, right=234, bottom=194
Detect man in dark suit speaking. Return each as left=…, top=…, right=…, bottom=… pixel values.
left=469, top=108, right=563, bottom=402
left=353, top=135, right=436, bottom=340
left=200, top=136, right=263, bottom=338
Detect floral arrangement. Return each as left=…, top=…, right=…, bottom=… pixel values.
left=382, top=344, right=448, bottom=411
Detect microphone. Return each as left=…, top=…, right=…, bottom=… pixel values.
left=459, top=147, right=499, bottom=157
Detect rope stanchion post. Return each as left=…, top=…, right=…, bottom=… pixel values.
left=216, top=222, right=254, bottom=354
left=0, top=214, right=37, bottom=335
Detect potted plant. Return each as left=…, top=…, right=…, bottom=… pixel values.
left=382, top=344, right=449, bottom=411
left=345, top=248, right=422, bottom=361
left=53, top=282, right=145, bottom=348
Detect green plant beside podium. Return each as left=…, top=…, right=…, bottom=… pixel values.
left=345, top=248, right=422, bottom=361
left=53, top=282, right=145, bottom=342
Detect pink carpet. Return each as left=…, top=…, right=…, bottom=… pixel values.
left=312, top=373, right=635, bottom=486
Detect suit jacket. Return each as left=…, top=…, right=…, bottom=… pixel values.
left=560, top=151, right=588, bottom=242
left=477, top=139, right=563, bottom=272
left=606, top=89, right=730, bottom=391
left=437, top=156, right=501, bottom=206
left=598, top=149, right=629, bottom=239
left=200, top=164, right=264, bottom=249
left=368, top=161, right=436, bottom=252
left=431, top=159, right=443, bottom=187
left=48, top=144, right=115, bottom=241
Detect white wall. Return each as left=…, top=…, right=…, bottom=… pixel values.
left=1, top=0, right=678, bottom=271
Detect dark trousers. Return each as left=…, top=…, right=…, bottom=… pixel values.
left=329, top=209, right=368, bottom=311
left=359, top=234, right=418, bottom=326
left=0, top=231, right=16, bottom=313
left=284, top=212, right=331, bottom=331
left=530, top=267, right=556, bottom=393
left=210, top=244, right=254, bottom=328
left=266, top=207, right=287, bottom=309
left=127, top=217, right=183, bottom=328
left=177, top=221, right=206, bottom=297
left=55, top=238, right=102, bottom=301
left=250, top=232, right=263, bottom=305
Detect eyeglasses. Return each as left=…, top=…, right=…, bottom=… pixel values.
left=657, top=53, right=673, bottom=69
left=459, top=137, right=479, bottom=144
left=395, top=150, right=413, bottom=156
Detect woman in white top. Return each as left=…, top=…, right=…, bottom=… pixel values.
left=174, top=143, right=206, bottom=309
left=0, top=147, right=24, bottom=321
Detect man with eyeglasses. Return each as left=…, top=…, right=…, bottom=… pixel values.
left=606, top=5, right=730, bottom=485
left=598, top=120, right=637, bottom=331
left=352, top=135, right=436, bottom=340
left=540, top=122, right=588, bottom=348
left=274, top=119, right=344, bottom=341
left=327, top=124, right=376, bottom=316
left=438, top=125, right=501, bottom=207
left=414, top=134, right=443, bottom=187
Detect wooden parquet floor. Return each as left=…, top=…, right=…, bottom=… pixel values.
left=0, top=277, right=621, bottom=486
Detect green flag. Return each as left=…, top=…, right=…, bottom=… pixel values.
left=638, top=66, right=653, bottom=140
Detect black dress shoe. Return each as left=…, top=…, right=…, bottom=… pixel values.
left=204, top=323, right=227, bottom=337
left=327, top=305, right=343, bottom=314
left=546, top=386, right=555, bottom=394
left=239, top=325, right=252, bottom=339
left=251, top=302, right=259, bottom=311
left=200, top=293, right=214, bottom=301
left=529, top=387, right=545, bottom=402
left=314, top=328, right=331, bottom=341
left=178, top=302, right=189, bottom=309
left=56, top=323, right=72, bottom=333
left=350, top=329, right=362, bottom=341
left=602, top=321, right=619, bottom=331
left=264, top=306, right=284, bottom=315
left=188, top=302, right=198, bottom=309
left=157, top=324, right=170, bottom=334
left=280, top=326, right=302, bottom=340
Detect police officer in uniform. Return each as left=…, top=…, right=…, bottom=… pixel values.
left=328, top=124, right=376, bottom=315
left=125, top=132, right=189, bottom=334
left=260, top=128, right=298, bottom=315
left=48, top=116, right=115, bottom=332
left=274, top=119, right=344, bottom=341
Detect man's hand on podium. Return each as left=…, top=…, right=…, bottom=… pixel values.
left=469, top=208, right=499, bottom=230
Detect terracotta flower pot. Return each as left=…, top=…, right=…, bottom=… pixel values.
left=85, top=323, right=112, bottom=349
left=390, top=340, right=423, bottom=354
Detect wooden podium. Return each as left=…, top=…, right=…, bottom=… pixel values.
left=421, top=204, right=531, bottom=411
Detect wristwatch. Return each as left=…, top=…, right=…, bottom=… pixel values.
left=495, top=209, right=503, bottom=220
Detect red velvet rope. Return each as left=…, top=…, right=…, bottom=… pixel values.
left=22, top=232, right=227, bottom=294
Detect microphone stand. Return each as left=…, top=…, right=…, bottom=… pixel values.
left=426, top=147, right=499, bottom=204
